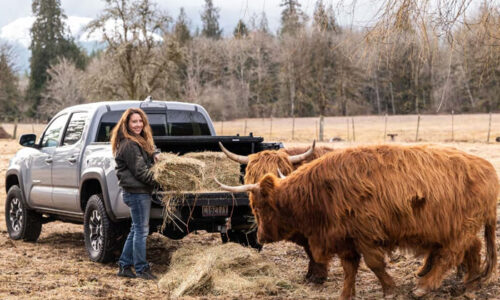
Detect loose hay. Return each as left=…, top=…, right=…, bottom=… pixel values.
left=183, top=151, right=241, bottom=190
left=0, top=126, right=11, bottom=139
left=158, top=243, right=298, bottom=297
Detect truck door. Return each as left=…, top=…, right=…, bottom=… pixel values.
left=52, top=112, right=88, bottom=212
left=29, top=114, right=68, bottom=208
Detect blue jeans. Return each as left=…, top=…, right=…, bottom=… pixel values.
left=119, top=192, right=151, bottom=273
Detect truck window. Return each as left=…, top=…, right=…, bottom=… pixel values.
left=62, top=112, right=88, bottom=146
left=40, top=114, right=68, bottom=147
left=167, top=110, right=210, bottom=136
left=96, top=111, right=169, bottom=142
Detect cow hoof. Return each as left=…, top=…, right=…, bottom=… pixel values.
left=306, top=274, right=327, bottom=284
left=411, top=288, right=428, bottom=298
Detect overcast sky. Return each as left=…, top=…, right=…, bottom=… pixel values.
left=0, top=0, right=385, bottom=35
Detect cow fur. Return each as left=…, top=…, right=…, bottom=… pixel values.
left=249, top=144, right=498, bottom=299
left=243, top=145, right=334, bottom=283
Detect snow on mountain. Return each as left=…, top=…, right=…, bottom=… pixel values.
left=0, top=15, right=161, bottom=73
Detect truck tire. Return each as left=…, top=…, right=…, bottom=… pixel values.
left=84, top=194, right=122, bottom=263
left=5, top=186, right=42, bottom=242
left=221, top=230, right=262, bottom=251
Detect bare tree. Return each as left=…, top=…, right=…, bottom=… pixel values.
left=40, top=58, right=85, bottom=118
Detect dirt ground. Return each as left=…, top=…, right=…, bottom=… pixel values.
left=1, top=137, right=500, bottom=300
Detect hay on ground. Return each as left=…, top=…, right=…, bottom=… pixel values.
left=183, top=151, right=241, bottom=190
left=158, top=243, right=297, bottom=297
left=0, top=126, right=11, bottom=139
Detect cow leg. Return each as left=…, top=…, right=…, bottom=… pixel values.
left=415, top=247, right=457, bottom=297
left=462, top=237, right=482, bottom=290
left=361, top=248, right=395, bottom=298
left=290, top=234, right=328, bottom=283
left=338, top=250, right=361, bottom=300
left=417, top=249, right=437, bottom=277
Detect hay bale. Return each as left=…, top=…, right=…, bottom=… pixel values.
left=0, top=126, right=11, bottom=139
left=183, top=151, right=241, bottom=190
left=152, top=153, right=205, bottom=192
left=158, top=243, right=297, bottom=297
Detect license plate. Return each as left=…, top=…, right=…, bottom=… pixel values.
left=202, top=205, right=228, bottom=217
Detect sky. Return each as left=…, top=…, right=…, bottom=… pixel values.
left=0, top=0, right=383, bottom=35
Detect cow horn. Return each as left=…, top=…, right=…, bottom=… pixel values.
left=214, top=177, right=258, bottom=193
left=288, top=140, right=316, bottom=164
left=277, top=168, right=286, bottom=179
left=219, top=142, right=249, bottom=164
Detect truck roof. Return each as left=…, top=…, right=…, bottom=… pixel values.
left=57, top=99, right=206, bottom=115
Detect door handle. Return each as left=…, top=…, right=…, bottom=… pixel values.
left=45, top=157, right=53, bottom=163
left=68, top=156, right=77, bottom=163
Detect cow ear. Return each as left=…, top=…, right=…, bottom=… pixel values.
left=259, top=173, right=277, bottom=199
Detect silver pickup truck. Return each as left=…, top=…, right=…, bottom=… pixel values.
left=5, top=99, right=281, bottom=262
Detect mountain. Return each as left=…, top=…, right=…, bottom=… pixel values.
left=0, top=16, right=105, bottom=73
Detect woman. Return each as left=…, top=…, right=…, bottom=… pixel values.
left=111, top=108, right=159, bottom=280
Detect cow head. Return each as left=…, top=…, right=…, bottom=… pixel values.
left=215, top=174, right=285, bottom=244
left=219, top=141, right=316, bottom=184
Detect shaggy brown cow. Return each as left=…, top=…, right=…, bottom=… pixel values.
left=217, top=144, right=498, bottom=299
left=219, top=141, right=334, bottom=283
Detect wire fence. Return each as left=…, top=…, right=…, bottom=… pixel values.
left=213, top=113, right=500, bottom=144
left=1, top=113, right=498, bottom=144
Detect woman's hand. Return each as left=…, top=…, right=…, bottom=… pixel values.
left=154, top=153, right=160, bottom=163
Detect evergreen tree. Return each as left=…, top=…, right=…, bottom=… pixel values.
left=26, top=0, right=86, bottom=117
left=279, top=0, right=307, bottom=36
left=0, top=43, right=21, bottom=120
left=174, top=7, right=192, bottom=45
left=201, top=0, right=222, bottom=39
left=313, top=1, right=339, bottom=33
left=233, top=19, right=249, bottom=38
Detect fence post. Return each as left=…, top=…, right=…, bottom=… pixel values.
left=13, top=118, right=18, bottom=140
left=487, top=112, right=492, bottom=143
left=315, top=120, right=318, bottom=141
left=415, top=114, right=421, bottom=142
left=319, top=115, right=324, bottom=141
left=451, top=110, right=454, bottom=142
left=351, top=117, right=356, bottom=142
left=269, top=116, right=273, bottom=139
left=346, top=118, right=350, bottom=141
left=384, top=113, right=388, bottom=142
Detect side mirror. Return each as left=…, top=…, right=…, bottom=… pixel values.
left=19, top=134, right=37, bottom=147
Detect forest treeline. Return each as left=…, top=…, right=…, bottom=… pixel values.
left=0, top=0, right=499, bottom=121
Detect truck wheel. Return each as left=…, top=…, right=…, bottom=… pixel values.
left=5, top=185, right=42, bottom=242
left=221, top=230, right=262, bottom=251
left=84, top=194, right=120, bottom=263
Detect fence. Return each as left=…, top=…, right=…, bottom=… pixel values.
left=213, top=113, right=500, bottom=144
left=1, top=113, right=498, bottom=144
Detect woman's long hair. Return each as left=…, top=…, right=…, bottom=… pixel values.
left=110, top=108, right=156, bottom=156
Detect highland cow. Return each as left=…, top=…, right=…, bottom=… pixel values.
left=218, top=144, right=498, bottom=299
left=220, top=141, right=334, bottom=283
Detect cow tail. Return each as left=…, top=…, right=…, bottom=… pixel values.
left=482, top=217, right=497, bottom=281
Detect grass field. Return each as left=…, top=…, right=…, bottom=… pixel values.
left=0, top=114, right=499, bottom=299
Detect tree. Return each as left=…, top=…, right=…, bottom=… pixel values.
left=0, top=43, right=21, bottom=120
left=201, top=0, right=222, bottom=39
left=279, top=0, right=307, bottom=36
left=313, top=1, right=339, bottom=33
left=40, top=58, right=85, bottom=119
left=174, top=7, right=192, bottom=45
left=86, top=0, right=172, bottom=100
left=233, top=19, right=249, bottom=39
left=26, top=0, right=87, bottom=117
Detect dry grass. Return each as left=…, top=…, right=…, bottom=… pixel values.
left=1, top=115, right=500, bottom=299
left=214, top=113, right=500, bottom=143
